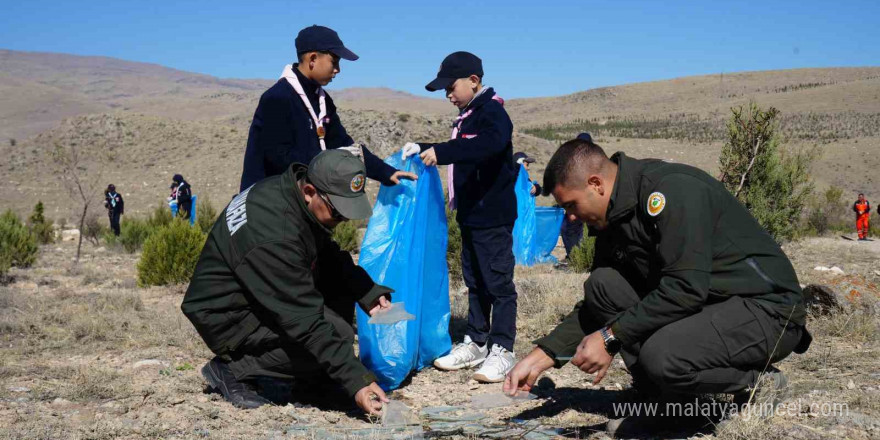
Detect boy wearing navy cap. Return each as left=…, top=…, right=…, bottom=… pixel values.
left=239, top=25, right=416, bottom=191
left=403, top=51, right=518, bottom=383
left=513, top=152, right=541, bottom=196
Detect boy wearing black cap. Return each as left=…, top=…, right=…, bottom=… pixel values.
left=403, top=51, right=518, bottom=383
left=183, top=150, right=393, bottom=414
left=239, top=25, right=416, bottom=192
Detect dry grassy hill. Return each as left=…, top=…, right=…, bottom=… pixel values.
left=1, top=50, right=878, bottom=222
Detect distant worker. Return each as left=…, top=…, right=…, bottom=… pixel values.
left=513, top=152, right=541, bottom=196
left=172, top=174, right=193, bottom=220
left=239, top=25, right=416, bottom=191
left=182, top=150, right=393, bottom=414
left=103, top=184, right=124, bottom=236
left=853, top=193, right=871, bottom=240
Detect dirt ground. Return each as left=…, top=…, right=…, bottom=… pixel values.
left=1, top=235, right=878, bottom=439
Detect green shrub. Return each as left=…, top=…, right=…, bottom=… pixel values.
left=137, top=219, right=207, bottom=286
left=196, top=195, right=219, bottom=234
left=804, top=186, right=848, bottom=235
left=118, top=218, right=153, bottom=253
left=717, top=103, right=815, bottom=242
left=0, top=210, right=39, bottom=277
left=446, top=208, right=463, bottom=287
left=27, top=201, right=55, bottom=244
left=332, top=220, right=362, bottom=253
left=568, top=235, right=596, bottom=273
left=147, top=204, right=174, bottom=229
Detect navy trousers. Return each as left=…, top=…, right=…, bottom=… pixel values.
left=460, top=224, right=518, bottom=351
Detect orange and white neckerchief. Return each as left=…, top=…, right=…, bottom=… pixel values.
left=281, top=64, right=327, bottom=150
left=446, top=88, right=505, bottom=210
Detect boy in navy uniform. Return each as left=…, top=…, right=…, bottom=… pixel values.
left=513, top=152, right=541, bottom=197
left=403, top=52, right=518, bottom=383
left=239, top=25, right=415, bottom=191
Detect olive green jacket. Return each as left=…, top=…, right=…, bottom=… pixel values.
left=536, top=153, right=805, bottom=362
left=181, top=164, right=391, bottom=396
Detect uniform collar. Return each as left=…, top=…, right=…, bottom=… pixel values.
left=605, top=152, right=640, bottom=225
left=462, top=87, right=495, bottom=113
left=292, top=63, right=321, bottom=96
left=283, top=164, right=332, bottom=235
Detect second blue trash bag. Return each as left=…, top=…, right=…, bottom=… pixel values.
left=512, top=166, right=537, bottom=265
left=356, top=152, right=451, bottom=390
left=534, top=207, right=564, bottom=264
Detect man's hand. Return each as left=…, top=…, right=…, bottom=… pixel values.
left=402, top=142, right=421, bottom=159
left=570, top=331, right=613, bottom=385
left=368, top=295, right=391, bottom=316
left=503, top=347, right=555, bottom=396
left=389, top=170, right=418, bottom=185
left=354, top=382, right=389, bottom=416
left=420, top=148, right=438, bottom=167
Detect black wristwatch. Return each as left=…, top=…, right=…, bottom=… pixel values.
left=600, top=326, right=622, bottom=355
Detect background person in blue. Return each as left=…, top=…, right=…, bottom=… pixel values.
left=404, top=51, right=518, bottom=383
left=239, top=25, right=417, bottom=191
left=513, top=152, right=541, bottom=196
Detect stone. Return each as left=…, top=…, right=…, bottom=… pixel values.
left=133, top=359, right=167, bottom=369
left=802, top=284, right=842, bottom=314
left=8, top=386, right=30, bottom=393
left=61, top=229, right=80, bottom=242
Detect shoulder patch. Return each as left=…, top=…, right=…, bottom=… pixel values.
left=646, top=192, right=666, bottom=217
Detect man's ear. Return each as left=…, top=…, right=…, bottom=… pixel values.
left=301, top=183, right=317, bottom=203
left=588, top=174, right=605, bottom=196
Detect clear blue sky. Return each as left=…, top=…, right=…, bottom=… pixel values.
left=2, top=1, right=878, bottom=98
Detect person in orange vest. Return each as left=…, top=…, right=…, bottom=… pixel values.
left=853, top=193, right=871, bottom=240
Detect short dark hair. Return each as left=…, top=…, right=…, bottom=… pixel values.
left=297, top=50, right=334, bottom=63
left=542, top=138, right=609, bottom=196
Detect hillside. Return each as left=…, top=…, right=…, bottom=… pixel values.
left=1, top=50, right=878, bottom=220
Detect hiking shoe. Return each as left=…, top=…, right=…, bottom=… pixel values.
left=733, top=366, right=789, bottom=417
left=472, top=344, right=516, bottom=383
left=201, top=357, right=271, bottom=409
left=433, top=335, right=488, bottom=371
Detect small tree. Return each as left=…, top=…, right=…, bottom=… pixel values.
left=28, top=201, right=55, bottom=244
left=1, top=210, right=39, bottom=278
left=806, top=186, right=847, bottom=234
left=717, top=103, right=816, bottom=242
left=196, top=195, right=219, bottom=234
left=137, top=219, right=207, bottom=286
left=51, top=141, right=107, bottom=262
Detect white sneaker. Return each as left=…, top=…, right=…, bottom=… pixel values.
left=472, top=344, right=516, bottom=383
left=433, top=335, right=488, bottom=371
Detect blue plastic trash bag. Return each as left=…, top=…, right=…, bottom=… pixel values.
left=513, top=166, right=564, bottom=265
left=169, top=194, right=197, bottom=226
left=534, top=207, right=564, bottom=264
left=357, top=151, right=451, bottom=390
left=512, top=166, right=537, bottom=265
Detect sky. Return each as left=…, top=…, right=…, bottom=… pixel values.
left=1, top=0, right=878, bottom=98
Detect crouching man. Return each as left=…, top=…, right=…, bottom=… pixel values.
left=182, top=149, right=391, bottom=414
left=504, top=137, right=811, bottom=429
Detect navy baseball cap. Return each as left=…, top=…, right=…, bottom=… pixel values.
left=295, top=25, right=359, bottom=61
left=576, top=132, right=593, bottom=142
left=513, top=152, right=536, bottom=164
left=425, top=51, right=483, bottom=92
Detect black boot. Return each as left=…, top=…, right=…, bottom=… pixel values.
left=201, top=357, right=271, bottom=409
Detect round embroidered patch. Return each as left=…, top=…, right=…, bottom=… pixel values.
left=647, top=192, right=666, bottom=216
left=350, top=174, right=365, bottom=192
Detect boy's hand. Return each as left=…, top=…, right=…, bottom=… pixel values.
left=420, top=148, right=438, bottom=166
left=389, top=171, right=418, bottom=185
left=402, top=143, right=421, bottom=159
left=368, top=295, right=392, bottom=316
left=354, top=382, right=389, bottom=415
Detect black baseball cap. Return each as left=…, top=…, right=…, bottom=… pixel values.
left=577, top=132, right=593, bottom=142
left=307, top=149, right=371, bottom=220
left=295, top=25, right=359, bottom=61
left=513, top=152, right=536, bottom=164
left=425, top=51, right=483, bottom=92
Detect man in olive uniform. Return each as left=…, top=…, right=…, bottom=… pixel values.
left=182, top=150, right=392, bottom=414
left=504, top=138, right=811, bottom=422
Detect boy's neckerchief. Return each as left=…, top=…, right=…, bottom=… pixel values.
left=281, top=64, right=327, bottom=150
left=446, top=87, right=504, bottom=210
